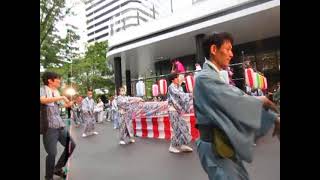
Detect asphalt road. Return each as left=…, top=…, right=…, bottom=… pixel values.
left=40, top=121, right=280, bottom=180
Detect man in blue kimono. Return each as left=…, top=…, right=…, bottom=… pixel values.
left=193, top=32, right=280, bottom=180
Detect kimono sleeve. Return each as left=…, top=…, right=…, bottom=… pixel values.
left=81, top=99, right=89, bottom=112
left=169, top=85, right=193, bottom=113
left=195, top=74, right=263, bottom=129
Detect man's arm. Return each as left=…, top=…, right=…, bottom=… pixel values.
left=40, top=95, right=69, bottom=105
left=256, top=96, right=279, bottom=114
left=63, top=100, right=74, bottom=108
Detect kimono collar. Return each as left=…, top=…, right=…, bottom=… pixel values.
left=171, top=82, right=180, bottom=88
left=205, top=60, right=220, bottom=73
left=44, top=85, right=60, bottom=98
left=86, top=96, right=93, bottom=101
left=205, top=60, right=224, bottom=81
left=43, top=85, right=60, bottom=106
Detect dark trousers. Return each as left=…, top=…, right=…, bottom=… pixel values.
left=42, top=128, right=76, bottom=179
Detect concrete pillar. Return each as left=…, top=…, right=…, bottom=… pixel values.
left=195, top=34, right=205, bottom=67
left=114, top=57, right=122, bottom=95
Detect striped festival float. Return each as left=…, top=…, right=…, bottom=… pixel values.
left=133, top=114, right=199, bottom=141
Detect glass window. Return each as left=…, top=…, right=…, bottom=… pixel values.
left=277, top=50, right=280, bottom=70
left=243, top=54, right=256, bottom=69
left=256, top=51, right=278, bottom=73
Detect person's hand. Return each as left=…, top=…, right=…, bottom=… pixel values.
left=68, top=101, right=74, bottom=106
left=60, top=96, right=70, bottom=103
left=256, top=96, right=279, bottom=113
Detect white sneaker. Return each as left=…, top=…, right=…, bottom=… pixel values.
left=129, top=139, right=135, bottom=143
left=119, top=140, right=126, bottom=145
left=180, top=145, right=193, bottom=152
left=92, top=131, right=99, bottom=135
left=169, top=146, right=181, bottom=153
left=82, top=133, right=87, bottom=138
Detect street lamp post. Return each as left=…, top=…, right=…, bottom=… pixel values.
left=66, top=27, right=73, bottom=119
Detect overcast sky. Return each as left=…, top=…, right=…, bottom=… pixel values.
left=56, top=0, right=87, bottom=54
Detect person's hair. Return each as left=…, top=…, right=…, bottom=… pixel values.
left=100, top=95, right=108, bottom=104
left=87, top=88, right=93, bottom=92
left=170, top=59, right=177, bottom=64
left=203, top=32, right=234, bottom=59
left=42, top=71, right=61, bottom=85
left=168, top=72, right=179, bottom=82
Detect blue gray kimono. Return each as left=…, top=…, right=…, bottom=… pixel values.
left=167, top=83, right=193, bottom=147
left=193, top=62, right=277, bottom=180
left=81, top=97, right=96, bottom=134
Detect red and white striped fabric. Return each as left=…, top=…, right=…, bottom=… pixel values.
left=133, top=114, right=199, bottom=141
left=158, top=79, right=167, bottom=95
left=152, top=84, right=159, bottom=97
left=185, top=75, right=195, bottom=93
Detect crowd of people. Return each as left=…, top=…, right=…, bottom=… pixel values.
left=69, top=90, right=121, bottom=136
left=40, top=32, right=280, bottom=180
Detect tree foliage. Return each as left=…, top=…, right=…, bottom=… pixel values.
left=47, top=42, right=115, bottom=96
left=41, top=0, right=114, bottom=96
left=40, top=0, right=79, bottom=68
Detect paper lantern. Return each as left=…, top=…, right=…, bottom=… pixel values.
left=260, top=75, right=265, bottom=90
left=259, top=74, right=264, bottom=89
left=136, top=81, right=145, bottom=96
left=263, top=76, right=268, bottom=90
left=152, top=84, right=159, bottom=97
left=245, top=68, right=254, bottom=88
left=252, top=72, right=258, bottom=89
left=256, top=73, right=261, bottom=89
left=158, top=79, right=167, bottom=95
left=185, top=75, right=195, bottom=93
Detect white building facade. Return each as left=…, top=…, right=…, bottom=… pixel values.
left=106, top=0, right=280, bottom=96
left=85, top=0, right=165, bottom=44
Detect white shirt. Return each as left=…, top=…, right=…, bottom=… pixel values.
left=136, top=81, right=145, bottom=97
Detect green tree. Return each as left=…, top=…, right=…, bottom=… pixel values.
left=40, top=0, right=79, bottom=68
left=48, top=41, right=115, bottom=96
left=74, top=42, right=114, bottom=95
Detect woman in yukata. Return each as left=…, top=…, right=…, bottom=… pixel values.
left=167, top=73, right=194, bottom=153
left=116, top=86, right=143, bottom=145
